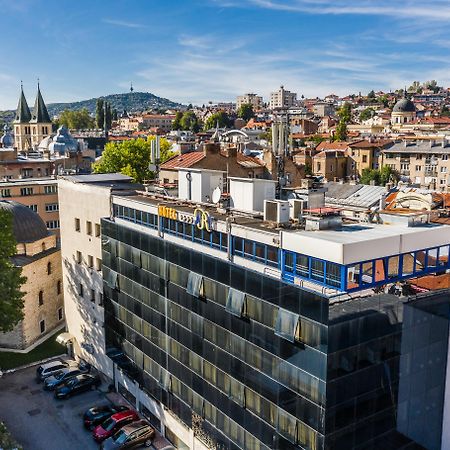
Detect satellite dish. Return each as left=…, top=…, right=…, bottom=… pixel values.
left=212, top=186, right=222, bottom=204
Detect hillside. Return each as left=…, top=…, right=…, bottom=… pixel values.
left=0, top=92, right=183, bottom=123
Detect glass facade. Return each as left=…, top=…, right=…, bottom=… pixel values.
left=113, top=203, right=450, bottom=294
left=102, top=215, right=445, bottom=450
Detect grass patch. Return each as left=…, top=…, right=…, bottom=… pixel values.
left=0, top=421, right=22, bottom=450
left=0, top=330, right=65, bottom=371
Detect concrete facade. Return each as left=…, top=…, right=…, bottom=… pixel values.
left=0, top=177, right=60, bottom=236
left=58, top=177, right=113, bottom=377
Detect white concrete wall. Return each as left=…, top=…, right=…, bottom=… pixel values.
left=58, top=178, right=113, bottom=378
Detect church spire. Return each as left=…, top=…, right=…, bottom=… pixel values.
left=13, top=83, right=32, bottom=124
left=30, top=82, right=51, bottom=123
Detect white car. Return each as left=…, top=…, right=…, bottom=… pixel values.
left=35, top=359, right=77, bottom=383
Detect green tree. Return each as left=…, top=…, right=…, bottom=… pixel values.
left=203, top=111, right=231, bottom=131
left=93, top=137, right=174, bottom=183
left=105, top=102, right=112, bottom=130
left=58, top=109, right=95, bottom=130
left=180, top=111, right=201, bottom=132
left=360, top=168, right=380, bottom=185
left=172, top=111, right=183, bottom=130
left=359, top=108, right=374, bottom=122
left=96, top=98, right=104, bottom=129
left=360, top=166, right=399, bottom=186
left=441, top=106, right=450, bottom=117
left=379, top=165, right=399, bottom=185
left=334, top=102, right=352, bottom=141
left=237, top=103, right=254, bottom=121
left=377, top=95, right=389, bottom=107
left=367, top=90, right=375, bottom=99
left=0, top=209, right=26, bottom=332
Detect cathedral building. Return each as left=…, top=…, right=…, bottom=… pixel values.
left=13, top=84, right=52, bottom=152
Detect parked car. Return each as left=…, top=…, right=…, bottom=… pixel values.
left=92, top=410, right=139, bottom=443
left=44, top=367, right=85, bottom=391
left=100, top=419, right=155, bottom=450
left=83, top=404, right=130, bottom=430
left=35, top=359, right=76, bottom=383
left=54, top=374, right=101, bottom=399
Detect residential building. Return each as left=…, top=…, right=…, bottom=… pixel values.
left=346, top=139, right=392, bottom=178
left=0, top=201, right=63, bottom=350
left=313, top=102, right=335, bottom=118
left=0, top=177, right=60, bottom=236
left=159, top=143, right=266, bottom=186
left=140, top=114, right=176, bottom=133
left=96, top=174, right=450, bottom=450
left=312, top=142, right=349, bottom=181
left=236, top=93, right=263, bottom=110
left=270, top=86, right=297, bottom=109
left=380, top=139, right=450, bottom=189
left=58, top=173, right=136, bottom=377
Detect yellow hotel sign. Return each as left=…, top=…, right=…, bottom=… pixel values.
left=158, top=205, right=177, bottom=220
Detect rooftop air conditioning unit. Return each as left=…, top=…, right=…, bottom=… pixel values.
left=264, top=200, right=290, bottom=224
left=288, top=199, right=306, bottom=221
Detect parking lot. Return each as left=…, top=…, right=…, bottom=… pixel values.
left=0, top=363, right=107, bottom=450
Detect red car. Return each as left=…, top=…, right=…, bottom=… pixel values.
left=92, top=409, right=139, bottom=442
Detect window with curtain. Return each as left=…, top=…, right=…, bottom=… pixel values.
left=131, top=247, right=141, bottom=267
left=105, top=270, right=120, bottom=291
left=297, top=421, right=318, bottom=450
left=159, top=369, right=172, bottom=392
left=226, top=288, right=247, bottom=317
left=275, top=308, right=300, bottom=342
left=186, top=272, right=204, bottom=298
left=277, top=409, right=297, bottom=444
left=192, top=392, right=205, bottom=417
left=228, top=377, right=245, bottom=407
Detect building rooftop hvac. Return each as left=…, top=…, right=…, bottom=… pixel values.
left=0, top=200, right=49, bottom=243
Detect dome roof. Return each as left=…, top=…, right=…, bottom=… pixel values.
left=38, top=135, right=53, bottom=151
left=0, top=124, right=14, bottom=148
left=0, top=200, right=49, bottom=243
left=393, top=97, right=416, bottom=113
left=48, top=125, right=78, bottom=155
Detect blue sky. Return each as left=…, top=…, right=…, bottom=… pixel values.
left=1, top=0, right=450, bottom=108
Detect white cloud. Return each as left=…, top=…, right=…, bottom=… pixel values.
left=228, top=0, right=450, bottom=21
left=102, top=18, right=144, bottom=29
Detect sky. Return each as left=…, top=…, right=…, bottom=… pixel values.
left=1, top=0, right=450, bottom=108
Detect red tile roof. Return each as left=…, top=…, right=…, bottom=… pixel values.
left=160, top=152, right=205, bottom=169
left=316, top=141, right=349, bottom=151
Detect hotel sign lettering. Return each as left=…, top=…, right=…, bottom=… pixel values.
left=158, top=205, right=177, bottom=220
left=158, top=204, right=213, bottom=232
left=193, top=207, right=212, bottom=232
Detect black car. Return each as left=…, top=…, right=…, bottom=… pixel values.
left=43, top=367, right=84, bottom=391
left=83, top=404, right=130, bottom=430
left=54, top=374, right=101, bottom=399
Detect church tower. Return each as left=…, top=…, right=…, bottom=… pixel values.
left=13, top=84, right=32, bottom=151
left=29, top=83, right=52, bottom=148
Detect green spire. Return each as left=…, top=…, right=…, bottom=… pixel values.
left=30, top=82, right=51, bottom=124
left=13, top=83, right=31, bottom=124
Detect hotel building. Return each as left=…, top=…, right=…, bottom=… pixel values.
left=61, top=172, right=450, bottom=450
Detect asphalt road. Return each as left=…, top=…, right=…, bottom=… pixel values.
left=0, top=364, right=107, bottom=450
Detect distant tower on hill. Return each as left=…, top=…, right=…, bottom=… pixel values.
left=130, top=82, right=134, bottom=93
